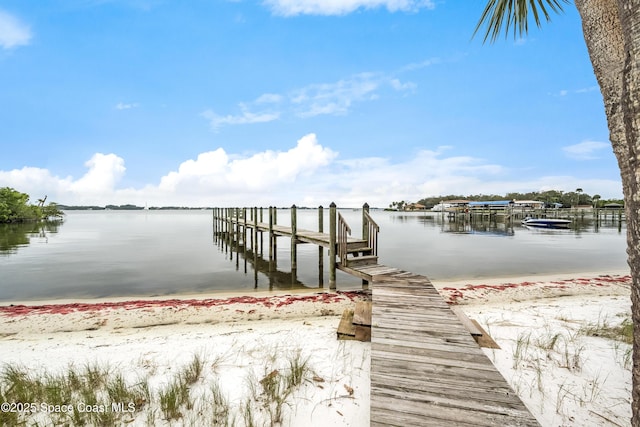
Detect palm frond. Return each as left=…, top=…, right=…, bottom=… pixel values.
left=473, top=0, right=570, bottom=44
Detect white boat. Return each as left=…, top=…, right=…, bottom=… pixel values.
left=430, top=203, right=451, bottom=212
left=521, top=217, right=571, bottom=228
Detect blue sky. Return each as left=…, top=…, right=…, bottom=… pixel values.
left=0, top=0, right=622, bottom=207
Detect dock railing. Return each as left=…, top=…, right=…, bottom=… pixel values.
left=337, top=212, right=351, bottom=266
left=214, top=202, right=377, bottom=289
left=363, top=208, right=379, bottom=257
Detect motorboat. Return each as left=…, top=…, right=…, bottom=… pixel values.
left=521, top=217, right=571, bottom=228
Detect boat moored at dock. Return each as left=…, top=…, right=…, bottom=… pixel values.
left=522, top=217, right=571, bottom=228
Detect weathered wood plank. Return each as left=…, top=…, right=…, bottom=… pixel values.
left=336, top=309, right=356, bottom=340
left=353, top=301, right=372, bottom=326
left=355, top=324, right=371, bottom=342
left=370, top=272, right=539, bottom=426
left=472, top=319, right=502, bottom=349
left=372, top=391, right=538, bottom=427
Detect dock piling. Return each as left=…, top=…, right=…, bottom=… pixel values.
left=329, top=202, right=337, bottom=290
left=291, top=204, right=297, bottom=274
left=318, top=205, right=324, bottom=287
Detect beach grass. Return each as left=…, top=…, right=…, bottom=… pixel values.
left=0, top=348, right=315, bottom=427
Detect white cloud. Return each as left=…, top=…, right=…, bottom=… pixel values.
left=563, top=140, right=610, bottom=160
left=390, top=78, right=416, bottom=93
left=0, top=136, right=623, bottom=207
left=291, top=73, right=380, bottom=117
left=0, top=10, right=32, bottom=49
left=201, top=106, right=280, bottom=130
left=553, top=86, right=599, bottom=97
left=203, top=58, right=446, bottom=130
left=264, top=0, right=434, bottom=16
left=159, top=133, right=336, bottom=193
left=115, top=102, right=139, bottom=110
left=255, top=93, right=283, bottom=104
left=0, top=153, right=126, bottom=205
left=399, top=57, right=440, bottom=72
left=69, top=153, right=126, bottom=193
left=204, top=73, right=396, bottom=128
left=576, top=86, right=598, bottom=94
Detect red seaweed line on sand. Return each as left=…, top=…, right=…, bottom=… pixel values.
left=441, top=275, right=631, bottom=304
left=0, top=290, right=366, bottom=317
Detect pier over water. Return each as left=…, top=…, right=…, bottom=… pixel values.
left=213, top=203, right=539, bottom=425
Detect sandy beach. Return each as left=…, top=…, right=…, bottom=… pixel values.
left=0, top=270, right=632, bottom=426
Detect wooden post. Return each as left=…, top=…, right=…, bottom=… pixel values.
left=259, top=207, right=264, bottom=256
left=362, top=202, right=370, bottom=242
left=243, top=207, right=247, bottom=249
left=291, top=204, right=297, bottom=272
left=253, top=207, right=258, bottom=253
left=268, top=206, right=274, bottom=262
left=362, top=202, right=370, bottom=287
left=234, top=207, right=240, bottom=244
left=329, top=202, right=337, bottom=289
left=318, top=205, right=324, bottom=288
left=273, top=207, right=278, bottom=268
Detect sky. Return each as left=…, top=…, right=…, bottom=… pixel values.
left=0, top=0, right=623, bottom=208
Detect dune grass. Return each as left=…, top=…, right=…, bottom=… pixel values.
left=0, top=348, right=316, bottom=427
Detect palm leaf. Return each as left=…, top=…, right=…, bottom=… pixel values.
left=474, top=0, right=570, bottom=43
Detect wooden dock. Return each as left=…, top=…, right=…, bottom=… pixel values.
left=213, top=204, right=539, bottom=425
left=369, top=269, right=538, bottom=426
left=213, top=204, right=380, bottom=289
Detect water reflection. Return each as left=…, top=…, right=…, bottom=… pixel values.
left=214, top=229, right=322, bottom=291
left=392, top=212, right=623, bottom=236
left=0, top=221, right=62, bottom=255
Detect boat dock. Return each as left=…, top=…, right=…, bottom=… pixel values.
left=212, top=204, right=539, bottom=425
left=213, top=203, right=380, bottom=289
left=370, top=269, right=538, bottom=426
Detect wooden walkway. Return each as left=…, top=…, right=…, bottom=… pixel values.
left=214, top=205, right=539, bottom=426
left=368, top=268, right=539, bottom=426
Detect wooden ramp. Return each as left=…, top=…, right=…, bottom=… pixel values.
left=370, top=270, right=539, bottom=427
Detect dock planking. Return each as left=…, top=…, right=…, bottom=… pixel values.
left=369, top=269, right=539, bottom=426
left=213, top=205, right=538, bottom=425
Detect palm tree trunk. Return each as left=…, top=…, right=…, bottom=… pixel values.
left=618, top=2, right=640, bottom=422
left=574, top=0, right=640, bottom=423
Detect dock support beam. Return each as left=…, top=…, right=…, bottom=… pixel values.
left=362, top=202, right=370, bottom=243
left=329, top=202, right=337, bottom=289
left=291, top=204, right=297, bottom=275
left=318, top=205, right=324, bottom=288
left=362, top=202, right=370, bottom=287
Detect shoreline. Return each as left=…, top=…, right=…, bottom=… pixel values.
left=0, top=270, right=630, bottom=335
left=0, top=270, right=632, bottom=426
left=1, top=267, right=630, bottom=306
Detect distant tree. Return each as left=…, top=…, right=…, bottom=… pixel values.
left=593, top=194, right=602, bottom=208
left=0, top=187, right=63, bottom=223
left=576, top=188, right=584, bottom=206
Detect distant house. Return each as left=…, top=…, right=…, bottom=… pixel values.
left=468, top=200, right=513, bottom=210
left=512, top=200, right=545, bottom=209
left=431, top=200, right=469, bottom=212
left=405, top=203, right=426, bottom=211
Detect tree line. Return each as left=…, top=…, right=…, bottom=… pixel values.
left=390, top=189, right=624, bottom=210
left=0, top=187, right=64, bottom=223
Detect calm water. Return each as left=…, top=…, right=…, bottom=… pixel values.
left=0, top=209, right=628, bottom=301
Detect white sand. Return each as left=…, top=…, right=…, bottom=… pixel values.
left=435, top=270, right=632, bottom=427
left=0, top=270, right=634, bottom=426
left=463, top=294, right=632, bottom=427
left=0, top=291, right=370, bottom=426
